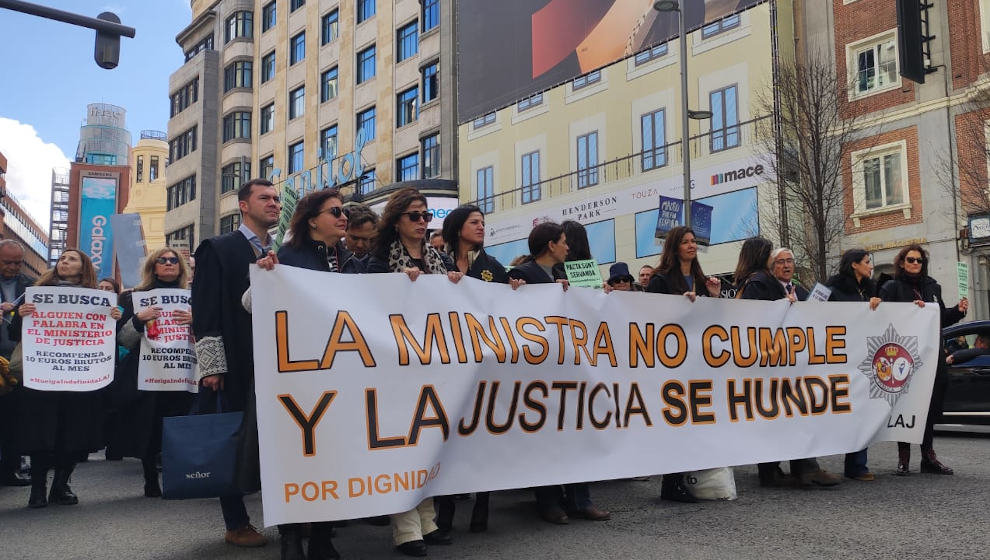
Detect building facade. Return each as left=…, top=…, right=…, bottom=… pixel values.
left=458, top=2, right=791, bottom=281
left=126, top=131, right=169, bottom=251
left=165, top=0, right=458, bottom=249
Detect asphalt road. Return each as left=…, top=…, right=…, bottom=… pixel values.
left=2, top=436, right=989, bottom=560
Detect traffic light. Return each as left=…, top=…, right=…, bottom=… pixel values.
left=896, top=0, right=932, bottom=84
left=94, top=12, right=121, bottom=69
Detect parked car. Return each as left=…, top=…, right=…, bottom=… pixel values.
left=940, top=320, right=990, bottom=426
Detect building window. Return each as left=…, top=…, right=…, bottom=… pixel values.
left=288, top=141, right=305, bottom=174
left=477, top=166, right=494, bottom=213
left=710, top=84, right=739, bottom=152
left=472, top=112, right=495, bottom=129
left=166, top=224, right=195, bottom=251
left=357, top=106, right=376, bottom=141
left=223, top=60, right=252, bottom=92
left=221, top=161, right=251, bottom=194
left=167, top=175, right=196, bottom=210
left=224, top=11, right=253, bottom=43
left=358, top=168, right=376, bottom=194
left=572, top=69, right=601, bottom=90
left=521, top=151, right=540, bottom=203
left=260, top=154, right=274, bottom=180
left=701, top=13, right=740, bottom=38
left=260, top=103, right=275, bottom=134
left=858, top=146, right=905, bottom=211
left=262, top=1, right=276, bottom=32
left=422, top=0, right=439, bottom=32
left=290, top=0, right=305, bottom=12
left=289, top=86, right=305, bottom=120
left=853, top=37, right=898, bottom=95
left=397, top=21, right=418, bottom=62
left=136, top=156, right=144, bottom=182
left=170, top=78, right=198, bottom=117
left=321, top=10, right=339, bottom=45
left=357, top=0, right=375, bottom=23
left=150, top=156, right=159, bottom=181
left=397, top=153, right=419, bottom=182
left=219, top=213, right=241, bottom=234
left=517, top=93, right=543, bottom=112
left=168, top=126, right=197, bottom=163
left=290, top=32, right=305, bottom=65
left=421, top=134, right=439, bottom=178
left=184, top=34, right=214, bottom=61
left=320, top=125, right=338, bottom=160
left=222, top=111, right=251, bottom=142
left=634, top=43, right=668, bottom=65
left=357, top=45, right=376, bottom=83
left=421, top=61, right=438, bottom=103
left=261, top=51, right=275, bottom=83
left=396, top=87, right=418, bottom=128
left=577, top=131, right=599, bottom=188
left=641, top=109, right=667, bottom=171
left=320, top=67, right=338, bottom=102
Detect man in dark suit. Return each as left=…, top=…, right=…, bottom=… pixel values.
left=192, top=179, right=280, bottom=548
left=0, top=240, right=34, bottom=486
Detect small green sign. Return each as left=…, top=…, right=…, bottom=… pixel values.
left=564, top=259, right=604, bottom=289
left=957, top=261, right=969, bottom=298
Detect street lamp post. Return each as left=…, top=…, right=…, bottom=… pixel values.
left=654, top=1, right=710, bottom=229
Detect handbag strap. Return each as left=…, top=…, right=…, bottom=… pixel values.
left=191, top=390, right=227, bottom=415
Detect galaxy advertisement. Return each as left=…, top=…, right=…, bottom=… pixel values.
left=79, top=176, right=117, bottom=280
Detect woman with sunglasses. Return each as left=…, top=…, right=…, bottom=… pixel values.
left=110, top=248, right=194, bottom=498
left=880, top=244, right=967, bottom=476
left=367, top=187, right=461, bottom=557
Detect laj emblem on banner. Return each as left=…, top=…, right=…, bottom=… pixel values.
left=857, top=324, right=923, bottom=405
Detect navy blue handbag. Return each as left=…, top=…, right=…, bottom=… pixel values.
left=161, top=393, right=243, bottom=500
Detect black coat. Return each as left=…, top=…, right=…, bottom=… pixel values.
left=1, top=273, right=34, bottom=358
left=825, top=274, right=876, bottom=303
left=106, top=285, right=195, bottom=459
left=455, top=250, right=509, bottom=284
left=508, top=260, right=557, bottom=285
left=277, top=238, right=357, bottom=273
left=737, top=270, right=787, bottom=301
left=646, top=271, right=713, bottom=297
left=878, top=275, right=964, bottom=329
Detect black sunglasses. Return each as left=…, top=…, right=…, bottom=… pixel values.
left=320, top=207, right=345, bottom=218
left=905, top=257, right=926, bottom=264
left=402, top=211, right=434, bottom=223
left=156, top=256, right=180, bottom=265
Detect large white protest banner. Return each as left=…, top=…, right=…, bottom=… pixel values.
left=22, top=286, right=117, bottom=391
left=250, top=266, right=940, bottom=526
left=133, top=289, right=198, bottom=393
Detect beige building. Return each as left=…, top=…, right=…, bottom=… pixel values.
left=457, top=2, right=792, bottom=282
left=166, top=0, right=458, bottom=248
left=126, top=131, right=169, bottom=251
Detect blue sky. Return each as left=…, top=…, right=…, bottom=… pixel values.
left=0, top=1, right=191, bottom=227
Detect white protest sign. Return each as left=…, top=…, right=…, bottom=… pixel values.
left=133, top=289, right=198, bottom=393
left=250, top=267, right=939, bottom=526
left=809, top=283, right=833, bottom=302
left=22, top=286, right=117, bottom=391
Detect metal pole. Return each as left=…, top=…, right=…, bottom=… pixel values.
left=678, top=8, right=691, bottom=227
left=0, top=0, right=135, bottom=37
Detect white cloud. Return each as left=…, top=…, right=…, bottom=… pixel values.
left=0, top=118, right=69, bottom=231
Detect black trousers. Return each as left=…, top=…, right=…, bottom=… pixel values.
left=922, top=366, right=949, bottom=449
left=0, top=390, right=22, bottom=477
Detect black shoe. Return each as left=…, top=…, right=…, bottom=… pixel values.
left=538, top=506, right=569, bottom=525
left=920, top=448, right=954, bottom=475
left=308, top=525, right=340, bottom=560
left=28, top=485, right=47, bottom=509
left=144, top=480, right=162, bottom=497
left=423, top=529, right=452, bottom=545
left=661, top=473, right=699, bottom=502
left=758, top=465, right=793, bottom=488
left=49, top=468, right=78, bottom=506
left=396, top=540, right=427, bottom=557
left=1, top=472, right=31, bottom=487
left=470, top=495, right=489, bottom=533
left=279, top=532, right=305, bottom=560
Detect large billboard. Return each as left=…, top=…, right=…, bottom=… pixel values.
left=456, top=0, right=765, bottom=123
left=79, top=176, right=117, bottom=279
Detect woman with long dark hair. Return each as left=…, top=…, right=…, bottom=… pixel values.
left=367, top=186, right=462, bottom=557
left=825, top=249, right=881, bottom=481
left=550, top=220, right=592, bottom=280
left=111, top=247, right=195, bottom=497
left=879, top=244, right=967, bottom=475
left=508, top=222, right=611, bottom=525
left=16, top=249, right=121, bottom=508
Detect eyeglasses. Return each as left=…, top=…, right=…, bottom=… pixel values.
left=320, top=207, right=345, bottom=218
left=156, top=256, right=180, bottom=265
left=402, top=211, right=434, bottom=223
left=0, top=259, right=22, bottom=266
left=774, top=258, right=795, bottom=265
left=905, top=257, right=926, bottom=264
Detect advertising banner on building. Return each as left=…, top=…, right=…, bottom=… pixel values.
left=111, top=213, right=147, bottom=289
left=79, top=176, right=117, bottom=280
left=133, top=289, right=199, bottom=393
left=21, top=286, right=117, bottom=392
left=250, top=266, right=938, bottom=525
left=456, top=0, right=766, bottom=123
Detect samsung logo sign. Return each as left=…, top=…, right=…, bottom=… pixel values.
left=710, top=164, right=764, bottom=186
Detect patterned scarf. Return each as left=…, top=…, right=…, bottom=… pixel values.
left=386, top=239, right=447, bottom=275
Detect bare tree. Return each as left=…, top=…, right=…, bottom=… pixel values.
left=756, top=50, right=879, bottom=282
left=938, top=87, right=990, bottom=219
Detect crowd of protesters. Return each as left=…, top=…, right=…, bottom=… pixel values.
left=0, top=179, right=970, bottom=560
